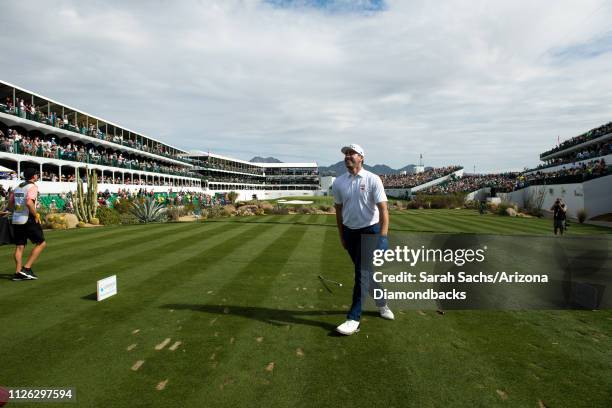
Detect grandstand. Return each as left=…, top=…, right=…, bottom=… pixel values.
left=527, top=122, right=612, bottom=175
left=419, top=173, right=519, bottom=195
left=382, top=165, right=464, bottom=197
left=0, top=80, right=319, bottom=200
left=389, top=122, right=611, bottom=221
left=181, top=151, right=320, bottom=200
left=499, top=123, right=612, bottom=219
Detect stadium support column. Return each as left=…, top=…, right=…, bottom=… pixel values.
left=17, top=160, right=20, bottom=178
left=40, top=163, right=43, bottom=177
left=59, top=165, right=62, bottom=181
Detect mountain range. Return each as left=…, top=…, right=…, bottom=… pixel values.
left=249, top=156, right=283, bottom=163
left=250, top=157, right=425, bottom=175
left=318, top=161, right=429, bottom=176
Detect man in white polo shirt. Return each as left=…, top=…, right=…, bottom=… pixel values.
left=332, top=144, right=394, bottom=335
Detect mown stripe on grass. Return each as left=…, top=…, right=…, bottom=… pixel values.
left=86, top=223, right=307, bottom=406
left=0, top=222, right=271, bottom=388
left=0, top=222, right=196, bottom=297
left=392, top=214, right=442, bottom=233
left=0, top=222, right=242, bottom=341
left=174, top=224, right=328, bottom=406
left=25, top=223, right=289, bottom=407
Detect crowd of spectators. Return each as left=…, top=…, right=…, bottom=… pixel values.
left=518, top=159, right=609, bottom=188
left=541, top=122, right=612, bottom=158
left=2, top=97, right=183, bottom=160
left=420, top=173, right=519, bottom=194
left=204, top=160, right=265, bottom=175
left=419, top=159, right=609, bottom=195
left=530, top=140, right=612, bottom=171
left=203, top=173, right=264, bottom=184
left=380, top=166, right=462, bottom=188
left=0, top=128, right=199, bottom=179
left=101, top=188, right=217, bottom=208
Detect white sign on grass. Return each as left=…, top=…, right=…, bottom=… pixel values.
left=97, top=275, right=117, bottom=301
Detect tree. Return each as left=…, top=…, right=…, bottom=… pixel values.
left=227, top=191, right=239, bottom=204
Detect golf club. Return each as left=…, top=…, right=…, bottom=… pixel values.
left=318, top=275, right=343, bottom=287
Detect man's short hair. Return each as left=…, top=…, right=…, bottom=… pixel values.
left=23, top=167, right=39, bottom=181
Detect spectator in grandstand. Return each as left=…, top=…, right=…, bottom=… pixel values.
left=7, top=167, right=46, bottom=281
left=332, top=144, right=393, bottom=336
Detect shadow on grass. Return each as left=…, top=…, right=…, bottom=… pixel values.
left=162, top=304, right=379, bottom=336
left=0, top=273, right=16, bottom=280
left=81, top=292, right=97, bottom=301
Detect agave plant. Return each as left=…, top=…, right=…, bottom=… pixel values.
left=130, top=197, right=166, bottom=223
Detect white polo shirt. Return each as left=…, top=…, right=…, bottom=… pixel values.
left=332, top=168, right=387, bottom=229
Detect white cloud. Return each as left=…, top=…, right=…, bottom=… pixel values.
left=1, top=0, right=611, bottom=171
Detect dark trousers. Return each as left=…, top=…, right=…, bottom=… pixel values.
left=342, top=223, right=386, bottom=321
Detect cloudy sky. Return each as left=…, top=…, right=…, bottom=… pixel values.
left=2, top=0, right=612, bottom=171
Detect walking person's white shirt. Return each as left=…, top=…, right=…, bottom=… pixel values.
left=332, top=168, right=387, bottom=229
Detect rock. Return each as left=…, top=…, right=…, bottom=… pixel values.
left=506, top=207, right=517, bottom=217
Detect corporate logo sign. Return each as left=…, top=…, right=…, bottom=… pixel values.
left=97, top=275, right=118, bottom=301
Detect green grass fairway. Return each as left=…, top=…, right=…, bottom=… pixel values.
left=1, top=211, right=610, bottom=407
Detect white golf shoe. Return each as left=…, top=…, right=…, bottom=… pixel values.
left=379, top=305, right=395, bottom=320
left=336, top=319, right=360, bottom=335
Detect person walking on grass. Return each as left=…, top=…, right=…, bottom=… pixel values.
left=8, top=168, right=46, bottom=280
left=332, top=144, right=394, bottom=336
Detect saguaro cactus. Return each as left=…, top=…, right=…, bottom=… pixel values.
left=73, top=167, right=99, bottom=223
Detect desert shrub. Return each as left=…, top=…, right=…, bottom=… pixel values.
left=38, top=205, right=50, bottom=222
left=119, top=212, right=140, bottom=225
left=577, top=209, right=588, bottom=224
left=207, top=206, right=224, bottom=219
left=166, top=205, right=181, bottom=222
left=496, top=202, right=511, bottom=216
left=298, top=206, right=317, bottom=214
left=227, top=191, right=239, bottom=204
left=222, top=205, right=237, bottom=216
left=96, top=207, right=121, bottom=225
left=199, top=208, right=209, bottom=220
left=44, top=213, right=68, bottom=229
left=388, top=200, right=406, bottom=210
left=237, top=207, right=254, bottom=216
left=269, top=206, right=289, bottom=215
left=183, top=203, right=195, bottom=215
left=113, top=198, right=132, bottom=214
left=318, top=204, right=333, bottom=212
left=130, top=197, right=166, bottom=223
left=237, top=205, right=259, bottom=216
left=405, top=200, right=420, bottom=209
left=254, top=208, right=265, bottom=216
left=464, top=200, right=478, bottom=210
left=527, top=206, right=543, bottom=217
left=259, top=202, right=274, bottom=212
left=411, top=193, right=466, bottom=209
